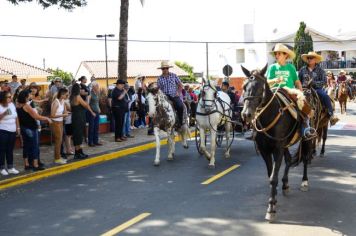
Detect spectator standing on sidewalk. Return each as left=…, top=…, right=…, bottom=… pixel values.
left=123, top=83, right=135, bottom=138
left=136, top=88, right=146, bottom=128
left=17, top=90, right=52, bottom=171
left=50, top=88, right=69, bottom=165
left=111, top=79, right=128, bottom=142
left=0, top=91, right=20, bottom=175
left=88, top=82, right=102, bottom=147
left=8, top=75, right=20, bottom=95
left=50, top=77, right=63, bottom=98
left=70, top=84, right=96, bottom=159
left=78, top=76, right=90, bottom=143
left=63, top=99, right=74, bottom=155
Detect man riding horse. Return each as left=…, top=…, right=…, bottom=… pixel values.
left=335, top=70, right=353, bottom=100
left=157, top=61, right=184, bottom=128
left=298, top=52, right=339, bottom=126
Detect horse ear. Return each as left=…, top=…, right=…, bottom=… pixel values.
left=241, top=65, right=251, bottom=77
left=260, top=64, right=268, bottom=78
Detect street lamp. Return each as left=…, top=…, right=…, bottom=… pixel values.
left=96, top=34, right=115, bottom=88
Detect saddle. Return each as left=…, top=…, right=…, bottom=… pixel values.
left=274, top=88, right=313, bottom=120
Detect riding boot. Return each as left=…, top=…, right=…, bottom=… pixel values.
left=327, top=111, right=339, bottom=126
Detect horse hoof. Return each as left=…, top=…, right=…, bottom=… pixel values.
left=319, top=153, right=325, bottom=158
left=167, top=157, right=174, bottom=161
left=153, top=161, right=160, bottom=166
left=208, top=164, right=215, bottom=169
left=183, top=144, right=189, bottom=149
left=282, top=187, right=290, bottom=196
left=265, top=212, right=276, bottom=222
left=300, top=186, right=308, bottom=192
left=224, top=153, right=231, bottom=159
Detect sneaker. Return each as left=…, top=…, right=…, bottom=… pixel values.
left=330, top=116, right=339, bottom=126
left=8, top=168, right=19, bottom=175
left=54, top=158, right=67, bottom=164
left=1, top=169, right=9, bottom=176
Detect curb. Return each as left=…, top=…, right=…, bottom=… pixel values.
left=0, top=132, right=195, bottom=191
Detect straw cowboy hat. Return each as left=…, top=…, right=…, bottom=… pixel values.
left=270, top=43, right=296, bottom=59
left=301, top=52, right=323, bottom=63
left=157, top=60, right=173, bottom=69
left=339, top=70, right=346, bottom=75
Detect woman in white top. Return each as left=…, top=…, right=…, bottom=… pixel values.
left=50, top=88, right=69, bottom=164
left=0, top=91, right=20, bottom=175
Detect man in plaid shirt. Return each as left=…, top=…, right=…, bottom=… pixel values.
left=157, top=61, right=184, bottom=126
left=299, top=52, right=339, bottom=126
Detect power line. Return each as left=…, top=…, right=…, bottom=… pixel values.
left=1, top=33, right=356, bottom=44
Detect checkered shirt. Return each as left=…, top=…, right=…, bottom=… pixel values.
left=157, top=72, right=181, bottom=97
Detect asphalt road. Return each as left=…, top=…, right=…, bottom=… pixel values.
left=1, top=104, right=356, bottom=236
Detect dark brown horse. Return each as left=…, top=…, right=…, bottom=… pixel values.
left=338, top=82, right=348, bottom=114
left=241, top=65, right=313, bottom=222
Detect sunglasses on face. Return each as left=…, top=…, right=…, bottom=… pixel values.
left=161, top=68, right=169, bottom=70
left=307, top=57, right=315, bottom=60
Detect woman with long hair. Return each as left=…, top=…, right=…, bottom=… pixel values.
left=17, top=90, right=52, bottom=171
left=51, top=88, right=69, bottom=164
left=70, top=84, right=96, bottom=159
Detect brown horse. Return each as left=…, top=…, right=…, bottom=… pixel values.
left=338, top=82, right=348, bottom=114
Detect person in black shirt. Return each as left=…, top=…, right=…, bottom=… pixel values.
left=78, top=76, right=90, bottom=101
left=111, top=79, right=128, bottom=142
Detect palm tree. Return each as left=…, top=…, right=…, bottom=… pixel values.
left=118, top=0, right=144, bottom=82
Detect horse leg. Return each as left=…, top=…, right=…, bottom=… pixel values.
left=153, top=127, right=161, bottom=166
left=208, top=129, right=217, bottom=169
left=224, top=122, right=231, bottom=158
left=300, top=140, right=311, bottom=192
left=320, top=126, right=328, bottom=157
left=167, top=129, right=175, bottom=161
left=199, top=128, right=211, bottom=161
left=282, top=149, right=291, bottom=195
left=265, top=149, right=283, bottom=222
left=181, top=124, right=189, bottom=149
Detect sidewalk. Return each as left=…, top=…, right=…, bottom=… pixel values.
left=0, top=127, right=163, bottom=182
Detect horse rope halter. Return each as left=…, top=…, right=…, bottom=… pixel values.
left=244, top=73, right=298, bottom=141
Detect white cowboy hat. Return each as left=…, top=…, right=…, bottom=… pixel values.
left=157, top=60, right=173, bottom=69
left=270, top=43, right=296, bottom=59
left=301, top=51, right=323, bottom=63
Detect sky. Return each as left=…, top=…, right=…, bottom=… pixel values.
left=0, top=0, right=356, bottom=77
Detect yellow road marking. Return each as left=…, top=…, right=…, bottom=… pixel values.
left=201, top=164, right=240, bottom=185
left=101, top=213, right=151, bottom=236
left=0, top=132, right=195, bottom=190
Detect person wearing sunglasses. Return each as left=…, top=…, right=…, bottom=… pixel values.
left=299, top=52, right=339, bottom=126
left=156, top=60, right=184, bottom=128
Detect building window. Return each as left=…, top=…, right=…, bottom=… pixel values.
left=236, top=49, right=245, bottom=63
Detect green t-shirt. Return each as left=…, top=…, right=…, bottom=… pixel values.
left=266, top=63, right=299, bottom=89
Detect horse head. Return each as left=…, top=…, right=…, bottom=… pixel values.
left=241, top=64, right=268, bottom=123
left=146, top=82, right=160, bottom=117
left=200, top=78, right=217, bottom=112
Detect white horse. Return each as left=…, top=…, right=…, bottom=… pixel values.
left=196, top=78, right=233, bottom=168
left=146, top=83, right=190, bottom=166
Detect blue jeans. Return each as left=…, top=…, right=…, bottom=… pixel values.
left=123, top=111, right=131, bottom=136
left=21, top=127, right=40, bottom=161
left=0, top=130, right=16, bottom=169
left=315, top=88, right=333, bottom=116
left=88, top=111, right=100, bottom=145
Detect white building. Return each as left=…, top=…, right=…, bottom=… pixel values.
left=215, top=25, right=356, bottom=77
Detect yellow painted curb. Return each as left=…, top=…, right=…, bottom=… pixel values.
left=0, top=131, right=195, bottom=191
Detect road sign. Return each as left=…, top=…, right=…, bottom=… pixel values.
left=222, top=64, right=233, bottom=77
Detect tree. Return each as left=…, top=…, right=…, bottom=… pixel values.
left=118, top=0, right=144, bottom=82
left=7, top=0, right=87, bottom=10
left=47, top=68, right=74, bottom=86
left=175, top=61, right=197, bottom=83
left=293, top=22, right=314, bottom=70
left=118, top=0, right=129, bottom=82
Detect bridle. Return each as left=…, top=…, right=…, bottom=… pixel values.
left=243, top=73, right=299, bottom=142
left=200, top=79, right=218, bottom=110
